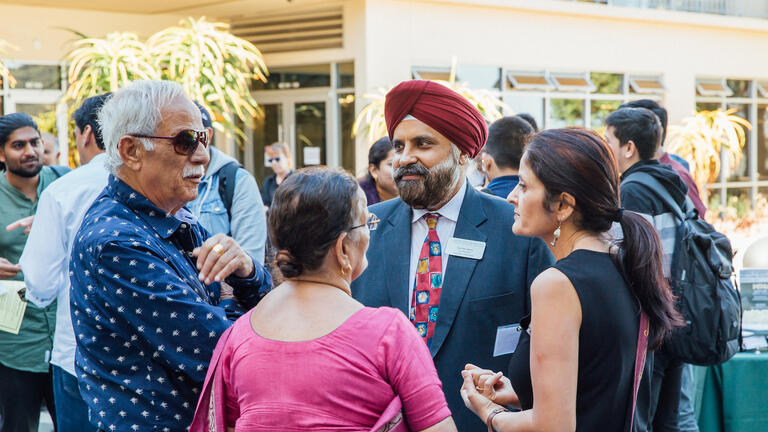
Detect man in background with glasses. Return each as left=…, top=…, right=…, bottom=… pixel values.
left=68, top=80, right=272, bottom=432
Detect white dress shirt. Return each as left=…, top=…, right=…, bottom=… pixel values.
left=20, top=153, right=109, bottom=376
left=407, top=181, right=467, bottom=308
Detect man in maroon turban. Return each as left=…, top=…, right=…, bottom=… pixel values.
left=352, top=80, right=554, bottom=430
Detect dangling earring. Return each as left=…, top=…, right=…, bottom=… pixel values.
left=551, top=220, right=562, bottom=247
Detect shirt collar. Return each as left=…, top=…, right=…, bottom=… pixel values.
left=105, top=174, right=189, bottom=239
left=412, top=180, right=467, bottom=224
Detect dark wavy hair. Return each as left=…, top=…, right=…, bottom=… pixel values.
left=268, top=167, right=360, bottom=278
left=524, top=128, right=683, bottom=348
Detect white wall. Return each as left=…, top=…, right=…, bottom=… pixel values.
left=0, top=4, right=186, bottom=61
left=361, top=0, right=768, bottom=126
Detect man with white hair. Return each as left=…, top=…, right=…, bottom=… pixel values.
left=69, top=80, right=271, bottom=432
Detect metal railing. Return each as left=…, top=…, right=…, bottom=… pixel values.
left=565, top=0, right=768, bottom=19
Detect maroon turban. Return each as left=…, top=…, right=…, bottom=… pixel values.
left=384, top=80, right=488, bottom=158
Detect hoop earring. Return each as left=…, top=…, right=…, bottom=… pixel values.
left=340, top=263, right=352, bottom=276
left=551, top=220, right=562, bottom=247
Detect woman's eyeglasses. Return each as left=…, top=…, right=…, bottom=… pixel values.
left=131, top=130, right=209, bottom=156
left=268, top=156, right=282, bottom=163
left=349, top=213, right=380, bottom=232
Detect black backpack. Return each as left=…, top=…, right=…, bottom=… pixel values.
left=623, top=172, right=741, bottom=366
left=217, top=161, right=240, bottom=222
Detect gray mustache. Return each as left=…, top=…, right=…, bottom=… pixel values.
left=394, top=164, right=429, bottom=181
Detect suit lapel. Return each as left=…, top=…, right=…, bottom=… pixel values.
left=429, top=186, right=488, bottom=357
left=383, top=201, right=412, bottom=315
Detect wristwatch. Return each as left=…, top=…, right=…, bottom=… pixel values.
left=486, top=407, right=509, bottom=432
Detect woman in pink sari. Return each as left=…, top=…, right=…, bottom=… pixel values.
left=191, top=167, right=456, bottom=432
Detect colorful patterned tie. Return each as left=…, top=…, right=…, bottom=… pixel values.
left=410, top=213, right=442, bottom=347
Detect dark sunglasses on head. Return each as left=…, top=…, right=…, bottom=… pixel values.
left=131, top=130, right=209, bottom=156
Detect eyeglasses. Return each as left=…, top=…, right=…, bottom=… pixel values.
left=131, top=130, right=209, bottom=156
left=268, top=157, right=282, bottom=163
left=349, top=213, right=380, bottom=232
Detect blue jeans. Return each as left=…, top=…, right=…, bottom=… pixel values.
left=51, top=365, right=91, bottom=432
left=678, top=363, right=699, bottom=432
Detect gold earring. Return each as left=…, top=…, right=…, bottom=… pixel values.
left=551, top=220, right=562, bottom=247
left=340, top=263, right=352, bottom=276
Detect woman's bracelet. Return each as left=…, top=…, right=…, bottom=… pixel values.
left=486, top=406, right=509, bottom=432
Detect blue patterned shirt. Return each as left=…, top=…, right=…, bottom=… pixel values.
left=70, top=174, right=271, bottom=432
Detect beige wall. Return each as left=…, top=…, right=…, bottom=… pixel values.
left=362, top=0, right=768, bottom=126
left=0, top=4, right=186, bottom=61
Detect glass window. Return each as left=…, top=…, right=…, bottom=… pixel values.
left=725, top=188, right=752, bottom=218
left=15, top=103, right=55, bottom=118
left=629, top=76, right=665, bottom=94
left=253, top=64, right=331, bottom=90
left=503, top=94, right=544, bottom=130
left=726, top=79, right=751, bottom=97
left=590, top=72, right=622, bottom=94
left=294, top=101, right=326, bottom=167
left=758, top=105, right=768, bottom=180
left=551, top=73, right=595, bottom=92
left=696, top=102, right=722, bottom=112
left=456, top=65, right=501, bottom=90
left=506, top=72, right=554, bottom=91
left=758, top=82, right=768, bottom=98
left=412, top=67, right=452, bottom=81
left=696, top=79, right=732, bottom=97
left=726, top=103, right=750, bottom=181
left=339, top=93, right=356, bottom=172
left=590, top=100, right=621, bottom=129
left=251, top=104, right=282, bottom=183
left=7, top=64, right=62, bottom=90
left=550, top=99, right=584, bottom=128
left=336, top=62, right=354, bottom=88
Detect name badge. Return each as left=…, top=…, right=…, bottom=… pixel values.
left=493, top=324, right=521, bottom=357
left=446, top=238, right=486, bottom=260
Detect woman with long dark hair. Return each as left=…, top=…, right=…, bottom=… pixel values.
left=459, top=128, right=682, bottom=431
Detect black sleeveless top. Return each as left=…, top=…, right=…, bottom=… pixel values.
left=507, top=250, right=640, bottom=431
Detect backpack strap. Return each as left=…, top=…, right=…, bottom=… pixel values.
left=622, top=171, right=688, bottom=222
left=217, top=162, right=240, bottom=222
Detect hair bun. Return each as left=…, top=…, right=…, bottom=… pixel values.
left=275, top=250, right=303, bottom=278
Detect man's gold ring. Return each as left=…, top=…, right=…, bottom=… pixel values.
left=212, top=243, right=224, bottom=256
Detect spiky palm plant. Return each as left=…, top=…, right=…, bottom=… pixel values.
left=147, top=17, right=268, bottom=140
left=0, top=39, right=18, bottom=88
left=667, top=108, right=752, bottom=199
left=64, top=31, right=158, bottom=105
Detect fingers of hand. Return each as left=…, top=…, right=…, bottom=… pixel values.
left=5, top=216, right=32, bottom=232
left=209, top=249, right=243, bottom=284
left=196, top=235, right=228, bottom=281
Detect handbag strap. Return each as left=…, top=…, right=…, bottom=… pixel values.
left=630, top=311, right=650, bottom=431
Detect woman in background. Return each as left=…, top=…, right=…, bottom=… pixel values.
left=358, top=137, right=398, bottom=205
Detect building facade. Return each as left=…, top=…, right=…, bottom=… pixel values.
left=2, top=0, right=768, bottom=208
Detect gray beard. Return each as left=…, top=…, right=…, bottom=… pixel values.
left=395, top=156, right=462, bottom=210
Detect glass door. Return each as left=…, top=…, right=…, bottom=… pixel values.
left=294, top=101, right=326, bottom=168
left=249, top=103, right=283, bottom=183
